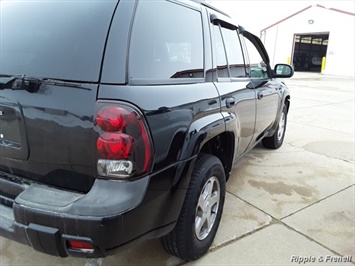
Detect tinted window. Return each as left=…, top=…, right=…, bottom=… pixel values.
left=220, top=27, right=246, bottom=78
left=129, top=1, right=204, bottom=80
left=213, top=25, right=229, bottom=78
left=0, top=1, right=115, bottom=82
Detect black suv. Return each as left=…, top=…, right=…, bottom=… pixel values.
left=0, top=0, right=293, bottom=261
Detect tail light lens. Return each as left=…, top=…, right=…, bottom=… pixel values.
left=67, top=240, right=94, bottom=252
left=97, top=133, right=136, bottom=159
left=95, top=104, right=153, bottom=179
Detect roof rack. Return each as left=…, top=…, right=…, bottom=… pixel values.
left=191, top=0, right=231, bottom=18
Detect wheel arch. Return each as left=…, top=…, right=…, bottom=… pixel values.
left=269, top=92, right=291, bottom=133
left=199, top=132, right=235, bottom=181
left=177, top=113, right=235, bottom=182
left=285, top=95, right=291, bottom=113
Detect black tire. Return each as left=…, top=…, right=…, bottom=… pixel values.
left=160, top=154, right=226, bottom=261
left=262, top=105, right=288, bottom=149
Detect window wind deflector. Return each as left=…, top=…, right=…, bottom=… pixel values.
left=238, top=25, right=246, bottom=34
left=241, top=30, right=270, bottom=65
left=210, top=13, right=236, bottom=30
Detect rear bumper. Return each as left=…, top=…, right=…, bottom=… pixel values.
left=0, top=158, right=193, bottom=257
left=0, top=176, right=156, bottom=257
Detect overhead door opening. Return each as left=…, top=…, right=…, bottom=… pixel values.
left=292, top=33, right=329, bottom=72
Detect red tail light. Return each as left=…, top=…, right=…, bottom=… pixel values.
left=97, top=133, right=136, bottom=159
left=95, top=103, right=152, bottom=179
left=96, top=106, right=132, bottom=132
left=67, top=240, right=94, bottom=252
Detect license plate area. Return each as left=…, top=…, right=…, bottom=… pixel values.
left=0, top=102, right=29, bottom=160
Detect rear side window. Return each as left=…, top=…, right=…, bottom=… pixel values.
left=129, top=1, right=204, bottom=82
left=213, top=25, right=229, bottom=78
left=0, top=1, right=116, bottom=82
left=220, top=27, right=247, bottom=78
left=212, top=23, right=246, bottom=79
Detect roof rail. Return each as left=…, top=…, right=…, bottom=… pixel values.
left=191, top=0, right=231, bottom=18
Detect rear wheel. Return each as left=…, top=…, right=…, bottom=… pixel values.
left=160, top=154, right=226, bottom=261
left=262, top=105, right=288, bottom=149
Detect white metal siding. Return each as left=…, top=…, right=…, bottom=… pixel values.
left=261, top=6, right=355, bottom=76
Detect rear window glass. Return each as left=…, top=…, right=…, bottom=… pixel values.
left=129, top=1, right=204, bottom=81
left=0, top=1, right=116, bottom=82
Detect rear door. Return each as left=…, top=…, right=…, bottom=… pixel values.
left=210, top=17, right=256, bottom=160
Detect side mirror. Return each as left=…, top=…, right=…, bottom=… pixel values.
left=273, top=64, right=294, bottom=78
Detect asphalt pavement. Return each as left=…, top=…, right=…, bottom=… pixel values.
left=1, top=72, right=354, bottom=266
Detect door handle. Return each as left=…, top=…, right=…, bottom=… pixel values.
left=225, top=97, right=235, bottom=108
left=257, top=91, right=264, bottom=100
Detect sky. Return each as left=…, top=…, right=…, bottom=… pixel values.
left=210, top=0, right=355, bottom=34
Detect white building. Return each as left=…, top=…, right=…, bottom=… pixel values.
left=260, top=5, right=355, bottom=77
